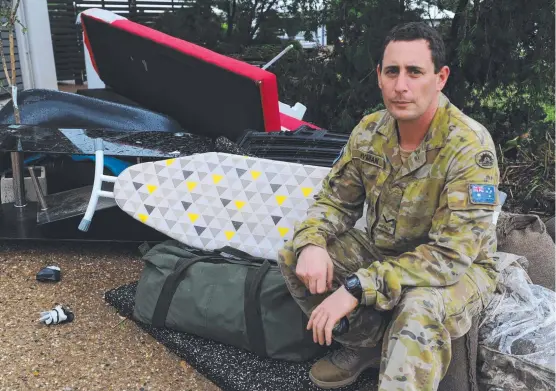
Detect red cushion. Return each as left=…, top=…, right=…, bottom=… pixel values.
left=81, top=12, right=281, bottom=133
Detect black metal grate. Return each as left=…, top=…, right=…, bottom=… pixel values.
left=238, top=126, right=350, bottom=167
left=47, top=0, right=85, bottom=83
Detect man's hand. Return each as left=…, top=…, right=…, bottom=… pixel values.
left=296, top=245, right=334, bottom=294
left=307, top=286, right=359, bottom=346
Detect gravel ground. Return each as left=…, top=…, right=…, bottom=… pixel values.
left=0, top=240, right=221, bottom=391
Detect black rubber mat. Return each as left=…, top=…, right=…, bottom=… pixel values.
left=105, top=282, right=379, bottom=391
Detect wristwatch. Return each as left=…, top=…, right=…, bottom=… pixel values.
left=344, top=274, right=363, bottom=303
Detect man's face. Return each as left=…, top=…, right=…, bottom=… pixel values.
left=377, top=39, right=449, bottom=122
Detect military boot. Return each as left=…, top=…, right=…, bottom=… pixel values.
left=309, top=345, right=382, bottom=389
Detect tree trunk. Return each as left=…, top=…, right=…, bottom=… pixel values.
left=445, top=0, right=470, bottom=107
left=449, top=0, right=469, bottom=57
left=250, top=0, right=279, bottom=40
left=227, top=0, right=236, bottom=38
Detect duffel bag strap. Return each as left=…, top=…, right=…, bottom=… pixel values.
left=151, top=255, right=226, bottom=328
left=215, top=246, right=273, bottom=264
left=244, top=260, right=272, bottom=357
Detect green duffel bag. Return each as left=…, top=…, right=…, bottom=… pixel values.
left=132, top=240, right=323, bottom=362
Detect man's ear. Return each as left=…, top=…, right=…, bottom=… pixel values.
left=377, top=64, right=382, bottom=89
left=437, top=65, right=450, bottom=90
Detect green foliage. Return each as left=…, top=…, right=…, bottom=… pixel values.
left=542, top=102, right=555, bottom=123
left=153, top=1, right=296, bottom=52
left=498, top=130, right=554, bottom=215
left=152, top=3, right=225, bottom=50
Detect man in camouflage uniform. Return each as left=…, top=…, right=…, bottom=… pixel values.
left=277, top=22, right=500, bottom=390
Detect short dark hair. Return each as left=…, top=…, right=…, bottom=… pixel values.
left=379, top=22, right=446, bottom=73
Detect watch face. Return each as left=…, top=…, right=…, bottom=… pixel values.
left=346, top=276, right=359, bottom=290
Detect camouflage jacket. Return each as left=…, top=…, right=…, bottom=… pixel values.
left=292, top=94, right=500, bottom=310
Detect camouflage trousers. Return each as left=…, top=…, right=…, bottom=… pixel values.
left=278, top=228, right=496, bottom=391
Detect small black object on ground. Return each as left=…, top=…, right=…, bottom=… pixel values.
left=36, top=265, right=61, bottom=282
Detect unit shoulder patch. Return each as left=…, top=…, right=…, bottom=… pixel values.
left=475, top=150, right=495, bottom=169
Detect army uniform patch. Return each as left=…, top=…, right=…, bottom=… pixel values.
left=469, top=184, right=497, bottom=205
left=475, top=150, right=495, bottom=169
left=359, top=152, right=385, bottom=169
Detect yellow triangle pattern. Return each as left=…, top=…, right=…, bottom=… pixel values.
left=278, top=227, right=290, bottom=237
left=225, top=231, right=235, bottom=240
left=165, top=158, right=176, bottom=166
left=138, top=213, right=148, bottom=223
left=276, top=195, right=287, bottom=206
left=186, top=181, right=197, bottom=191
left=146, top=184, right=157, bottom=194
left=251, top=171, right=261, bottom=180
left=235, top=200, right=246, bottom=210
left=301, top=187, right=313, bottom=197
left=212, top=174, right=224, bottom=184
left=187, top=213, right=199, bottom=223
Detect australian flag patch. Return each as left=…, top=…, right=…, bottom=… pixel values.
left=469, top=184, right=497, bottom=205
